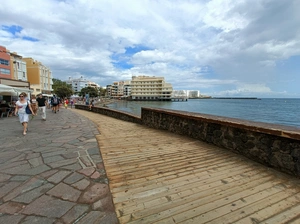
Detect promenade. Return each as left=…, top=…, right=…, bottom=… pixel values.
left=0, top=107, right=118, bottom=224
left=1, top=107, right=300, bottom=224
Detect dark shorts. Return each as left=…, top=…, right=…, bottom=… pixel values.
left=52, top=104, right=58, bottom=106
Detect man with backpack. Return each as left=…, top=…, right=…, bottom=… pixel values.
left=51, top=95, right=59, bottom=113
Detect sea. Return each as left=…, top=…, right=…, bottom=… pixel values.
left=106, top=98, right=300, bottom=128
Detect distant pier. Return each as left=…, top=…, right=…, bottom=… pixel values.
left=171, top=97, right=188, bottom=101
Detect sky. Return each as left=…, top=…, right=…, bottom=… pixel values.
left=1, top=0, right=300, bottom=98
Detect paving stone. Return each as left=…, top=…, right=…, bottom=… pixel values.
left=21, top=216, right=56, bottom=224
left=61, top=163, right=83, bottom=171
left=76, top=211, right=106, bottom=224
left=47, top=170, right=71, bottom=184
left=41, top=150, right=66, bottom=158
left=0, top=201, right=25, bottom=214
left=79, top=183, right=109, bottom=204
left=3, top=177, right=45, bottom=202
left=47, top=182, right=81, bottom=202
left=61, top=204, right=89, bottom=223
left=0, top=173, right=11, bottom=182
left=48, top=158, right=77, bottom=168
left=20, top=164, right=51, bottom=176
left=92, top=195, right=115, bottom=212
left=91, top=171, right=101, bottom=179
left=28, top=157, right=44, bottom=167
left=26, top=152, right=41, bottom=160
left=21, top=195, right=75, bottom=218
left=38, top=169, right=58, bottom=178
left=43, top=155, right=65, bottom=164
left=1, top=163, right=31, bottom=175
left=78, top=167, right=95, bottom=177
left=63, top=172, right=85, bottom=184
left=12, top=183, right=54, bottom=203
left=90, top=156, right=102, bottom=164
left=0, top=182, right=23, bottom=199
left=62, top=152, right=77, bottom=158
left=96, top=162, right=105, bottom=169
left=78, top=155, right=94, bottom=167
left=10, top=175, right=31, bottom=182
left=71, top=179, right=90, bottom=191
left=0, top=214, right=24, bottom=224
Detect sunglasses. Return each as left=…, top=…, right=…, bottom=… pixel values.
left=19, top=95, right=24, bottom=97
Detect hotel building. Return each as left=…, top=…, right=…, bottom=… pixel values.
left=130, top=76, right=173, bottom=101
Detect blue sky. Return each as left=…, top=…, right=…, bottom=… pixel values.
left=1, top=0, right=300, bottom=97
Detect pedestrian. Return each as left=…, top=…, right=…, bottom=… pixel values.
left=70, top=99, right=74, bottom=108
left=64, top=98, right=69, bottom=109
left=36, top=94, right=47, bottom=120
left=51, top=94, right=59, bottom=113
left=89, top=99, right=95, bottom=110
left=14, top=92, right=35, bottom=135
left=30, top=96, right=38, bottom=115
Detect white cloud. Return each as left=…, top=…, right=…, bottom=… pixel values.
left=0, top=0, right=300, bottom=97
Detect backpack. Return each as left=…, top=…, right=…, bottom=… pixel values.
left=52, top=97, right=58, bottom=104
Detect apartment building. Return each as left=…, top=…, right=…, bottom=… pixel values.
left=107, top=81, right=131, bottom=98
left=66, top=76, right=100, bottom=93
left=23, top=58, right=53, bottom=96
left=0, top=46, right=31, bottom=97
left=10, top=52, right=27, bottom=81
left=131, top=76, right=173, bottom=101
left=0, top=46, right=11, bottom=79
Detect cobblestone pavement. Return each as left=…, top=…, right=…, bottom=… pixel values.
left=0, top=107, right=118, bottom=224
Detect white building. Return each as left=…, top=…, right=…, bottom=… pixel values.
left=10, top=52, right=27, bottom=82
left=131, top=75, right=173, bottom=101
left=187, top=90, right=200, bottom=98
left=66, top=76, right=100, bottom=93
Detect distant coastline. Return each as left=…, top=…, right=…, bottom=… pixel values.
left=190, top=97, right=259, bottom=100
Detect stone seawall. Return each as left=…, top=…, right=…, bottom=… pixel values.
left=75, top=104, right=142, bottom=124
left=75, top=105, right=300, bottom=177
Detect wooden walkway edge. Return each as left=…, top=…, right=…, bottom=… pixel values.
left=74, top=109, right=300, bottom=224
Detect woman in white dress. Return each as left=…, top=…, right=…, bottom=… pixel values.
left=14, top=92, right=35, bottom=135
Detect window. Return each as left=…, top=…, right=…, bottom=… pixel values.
left=0, top=59, right=9, bottom=65
left=0, top=68, right=10, bottom=75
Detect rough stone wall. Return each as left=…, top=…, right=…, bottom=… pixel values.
left=141, top=107, right=300, bottom=177
left=75, top=105, right=142, bottom=124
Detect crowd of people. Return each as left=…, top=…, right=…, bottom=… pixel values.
left=1, top=93, right=98, bottom=136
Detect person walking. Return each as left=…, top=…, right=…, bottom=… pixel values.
left=36, top=94, right=47, bottom=120
left=51, top=94, right=59, bottom=113
left=70, top=99, right=74, bottom=109
left=14, top=92, right=35, bottom=135
left=64, top=98, right=69, bottom=109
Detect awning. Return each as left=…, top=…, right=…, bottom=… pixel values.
left=0, top=83, right=33, bottom=96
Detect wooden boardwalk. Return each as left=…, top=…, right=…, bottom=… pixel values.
left=75, top=109, right=300, bottom=224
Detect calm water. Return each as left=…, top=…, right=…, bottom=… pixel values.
left=107, top=98, right=300, bottom=128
